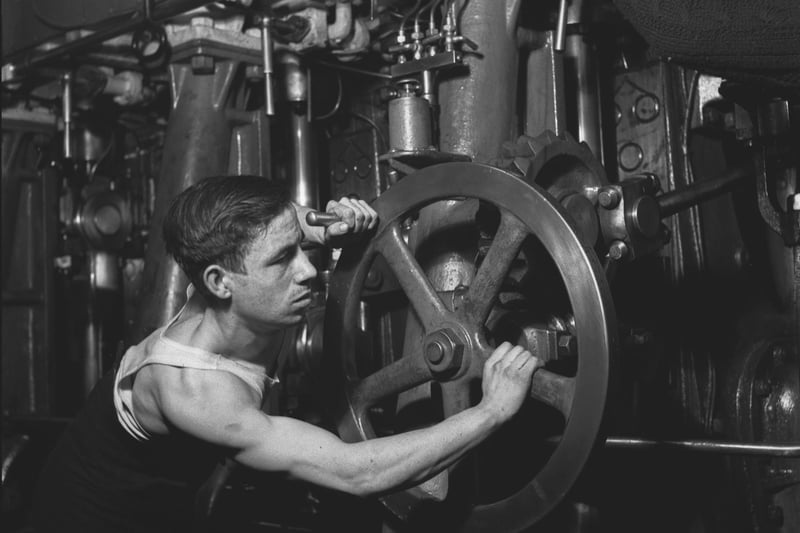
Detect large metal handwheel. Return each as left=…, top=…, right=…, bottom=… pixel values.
left=325, top=162, right=616, bottom=532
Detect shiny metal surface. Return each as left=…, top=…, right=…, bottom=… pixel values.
left=61, top=73, right=72, bottom=159
left=131, top=61, right=239, bottom=342
left=388, top=94, right=432, bottom=153
left=564, top=0, right=603, bottom=162
left=592, top=437, right=800, bottom=456
left=261, top=17, right=276, bottom=116
left=438, top=0, right=521, bottom=162
left=657, top=165, right=751, bottom=217
left=326, top=163, right=616, bottom=531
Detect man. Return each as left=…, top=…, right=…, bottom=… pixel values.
left=33, top=175, right=541, bottom=532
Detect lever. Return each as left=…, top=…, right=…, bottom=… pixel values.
left=305, top=211, right=342, bottom=227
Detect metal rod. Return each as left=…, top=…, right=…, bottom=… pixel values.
left=658, top=165, right=751, bottom=218
left=7, top=0, right=210, bottom=70
left=62, top=73, right=73, bottom=159
left=547, top=436, right=800, bottom=456
left=554, top=0, right=568, bottom=52
left=312, top=59, right=392, bottom=80
left=261, top=17, right=276, bottom=116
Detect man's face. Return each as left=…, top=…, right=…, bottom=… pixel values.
left=227, top=207, right=317, bottom=330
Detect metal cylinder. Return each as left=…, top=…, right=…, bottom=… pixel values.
left=438, top=0, right=521, bottom=161
left=92, top=250, right=120, bottom=291
left=131, top=61, right=239, bottom=343
left=261, top=17, right=276, bottom=116
left=62, top=73, right=73, bottom=159
left=388, top=94, right=432, bottom=152
left=283, top=53, right=307, bottom=103
left=282, top=54, right=317, bottom=209
left=290, top=111, right=317, bottom=208
left=564, top=0, right=604, bottom=161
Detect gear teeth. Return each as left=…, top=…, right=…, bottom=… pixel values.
left=562, top=131, right=578, bottom=144
left=526, top=130, right=560, bottom=157
left=513, top=156, right=532, bottom=175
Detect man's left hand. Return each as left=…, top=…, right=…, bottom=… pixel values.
left=322, top=197, right=378, bottom=244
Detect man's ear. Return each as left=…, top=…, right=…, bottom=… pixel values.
left=202, top=264, right=232, bottom=300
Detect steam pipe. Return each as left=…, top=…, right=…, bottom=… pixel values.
left=261, top=16, right=276, bottom=116
left=564, top=0, right=604, bottom=160
left=566, top=436, right=800, bottom=457
left=554, top=0, right=568, bottom=52
left=61, top=73, right=73, bottom=159
left=328, top=0, right=353, bottom=44
left=658, top=165, right=751, bottom=218
left=6, top=0, right=211, bottom=70
left=282, top=53, right=318, bottom=208
left=131, top=61, right=239, bottom=342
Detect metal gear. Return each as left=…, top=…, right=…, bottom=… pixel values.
left=325, top=162, right=617, bottom=532
left=497, top=130, right=608, bottom=249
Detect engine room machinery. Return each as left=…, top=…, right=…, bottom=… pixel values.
left=2, top=1, right=799, bottom=532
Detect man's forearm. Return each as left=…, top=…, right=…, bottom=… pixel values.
left=274, top=403, right=503, bottom=497
left=355, top=403, right=501, bottom=495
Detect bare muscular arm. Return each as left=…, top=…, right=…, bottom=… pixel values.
left=155, top=342, right=539, bottom=497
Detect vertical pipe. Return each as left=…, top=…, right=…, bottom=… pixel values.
left=290, top=112, right=317, bottom=208
left=554, top=0, right=568, bottom=52
left=564, top=0, right=604, bottom=161
left=283, top=54, right=318, bottom=208
left=62, top=73, right=73, bottom=159
left=131, top=61, right=238, bottom=343
left=438, top=0, right=522, bottom=162
left=525, top=31, right=566, bottom=137
left=261, top=17, right=276, bottom=116
left=416, top=0, right=521, bottom=293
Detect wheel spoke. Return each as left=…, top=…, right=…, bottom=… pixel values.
left=529, top=369, right=575, bottom=418
left=465, top=209, right=529, bottom=325
left=440, top=379, right=475, bottom=418
left=376, top=221, right=452, bottom=327
left=350, top=351, right=433, bottom=409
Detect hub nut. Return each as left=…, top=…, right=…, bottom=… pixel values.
left=424, top=328, right=465, bottom=375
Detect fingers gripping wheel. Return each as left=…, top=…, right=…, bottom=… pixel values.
left=324, top=163, right=616, bottom=531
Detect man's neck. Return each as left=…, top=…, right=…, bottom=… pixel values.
left=167, top=296, right=286, bottom=367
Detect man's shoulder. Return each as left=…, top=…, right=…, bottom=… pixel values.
left=149, top=364, right=261, bottom=407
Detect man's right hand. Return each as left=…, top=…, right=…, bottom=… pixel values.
left=479, top=342, right=542, bottom=423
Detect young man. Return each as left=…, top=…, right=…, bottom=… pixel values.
left=33, top=175, right=540, bottom=532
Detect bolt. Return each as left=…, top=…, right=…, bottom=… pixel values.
left=426, top=341, right=445, bottom=364
left=557, top=335, right=577, bottom=358
left=365, top=267, right=383, bottom=290
left=608, top=241, right=628, bottom=261
left=598, top=188, right=621, bottom=209
left=191, top=55, right=215, bottom=75
left=642, top=173, right=661, bottom=193
left=424, top=328, right=464, bottom=373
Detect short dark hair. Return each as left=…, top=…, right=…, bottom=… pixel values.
left=163, top=175, right=291, bottom=298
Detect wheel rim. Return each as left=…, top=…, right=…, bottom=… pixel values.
left=325, top=162, right=617, bottom=531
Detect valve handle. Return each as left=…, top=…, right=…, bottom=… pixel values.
left=305, top=211, right=342, bottom=227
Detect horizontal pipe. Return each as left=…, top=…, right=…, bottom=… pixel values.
left=547, top=435, right=800, bottom=457
left=7, top=0, right=210, bottom=70
left=658, top=165, right=751, bottom=218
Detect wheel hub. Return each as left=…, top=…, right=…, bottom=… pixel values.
left=325, top=162, right=617, bottom=532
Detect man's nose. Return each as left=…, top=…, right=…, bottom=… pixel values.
left=294, top=251, right=317, bottom=283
